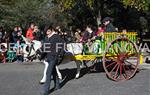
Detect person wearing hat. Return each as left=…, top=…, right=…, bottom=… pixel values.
left=42, top=25, right=65, bottom=95
left=102, top=17, right=117, bottom=32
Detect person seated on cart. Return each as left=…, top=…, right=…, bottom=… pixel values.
left=82, top=25, right=96, bottom=54
left=121, top=29, right=127, bottom=37
left=96, top=24, right=105, bottom=40
left=88, top=25, right=105, bottom=54
left=74, top=28, right=83, bottom=43
left=102, top=17, right=117, bottom=32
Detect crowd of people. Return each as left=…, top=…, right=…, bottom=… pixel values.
left=0, top=17, right=118, bottom=63
left=0, top=23, right=43, bottom=63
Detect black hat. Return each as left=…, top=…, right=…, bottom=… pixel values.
left=102, top=17, right=111, bottom=23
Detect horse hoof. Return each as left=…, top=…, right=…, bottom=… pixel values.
left=39, top=81, right=45, bottom=84
left=39, top=80, right=46, bottom=84
left=75, top=73, right=80, bottom=79
left=58, top=76, right=62, bottom=80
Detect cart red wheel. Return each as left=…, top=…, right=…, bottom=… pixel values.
left=103, top=37, right=140, bottom=81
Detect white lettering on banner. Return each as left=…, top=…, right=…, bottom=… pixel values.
left=63, top=43, right=67, bottom=52
left=115, top=43, right=123, bottom=52
left=67, top=43, right=83, bottom=54
left=56, top=43, right=63, bottom=53
left=124, top=42, right=134, bottom=52
left=142, top=43, right=150, bottom=52
left=138, top=43, right=143, bottom=52
left=43, top=43, right=51, bottom=52
left=8, top=43, right=15, bottom=51
left=3, top=42, right=149, bottom=53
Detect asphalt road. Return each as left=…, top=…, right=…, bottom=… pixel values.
left=0, top=61, right=149, bottom=95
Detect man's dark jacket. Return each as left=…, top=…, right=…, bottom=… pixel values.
left=105, top=23, right=116, bottom=32
left=43, top=34, right=65, bottom=61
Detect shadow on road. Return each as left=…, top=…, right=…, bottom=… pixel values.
left=58, top=61, right=105, bottom=89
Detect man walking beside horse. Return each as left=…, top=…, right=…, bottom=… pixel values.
left=40, top=25, right=65, bottom=95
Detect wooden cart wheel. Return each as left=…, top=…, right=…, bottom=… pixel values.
left=103, top=37, right=140, bottom=81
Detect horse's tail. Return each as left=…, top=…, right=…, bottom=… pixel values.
left=57, top=54, right=65, bottom=65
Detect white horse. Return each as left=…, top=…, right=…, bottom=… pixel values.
left=21, top=35, right=65, bottom=82
left=40, top=43, right=83, bottom=83
left=21, top=35, right=42, bottom=61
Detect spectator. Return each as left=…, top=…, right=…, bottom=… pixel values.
left=13, top=40, right=24, bottom=62
left=26, top=23, right=35, bottom=41
left=12, top=26, right=24, bottom=62
left=55, top=26, right=67, bottom=40
left=17, top=27, right=24, bottom=43
left=12, top=27, right=18, bottom=43
left=0, top=27, right=6, bottom=43
left=33, top=25, right=41, bottom=41
left=3, top=30, right=9, bottom=43
left=12, top=27, right=20, bottom=42
left=12, top=26, right=24, bottom=43
left=0, top=43, right=7, bottom=63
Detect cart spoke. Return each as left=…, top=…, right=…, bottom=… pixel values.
left=113, top=64, right=120, bottom=79
left=119, top=64, right=123, bottom=80
left=124, top=60, right=137, bottom=68
left=106, top=61, right=117, bottom=68
left=122, top=63, right=129, bottom=79
left=124, top=64, right=131, bottom=71
left=124, top=64, right=135, bottom=75
left=110, top=63, right=119, bottom=74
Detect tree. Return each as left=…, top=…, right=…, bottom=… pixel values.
left=51, top=0, right=150, bottom=31
left=0, top=0, right=71, bottom=31
left=121, top=0, right=150, bottom=11
left=52, top=0, right=125, bottom=28
left=1, top=0, right=150, bottom=33
left=53, top=0, right=150, bottom=11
